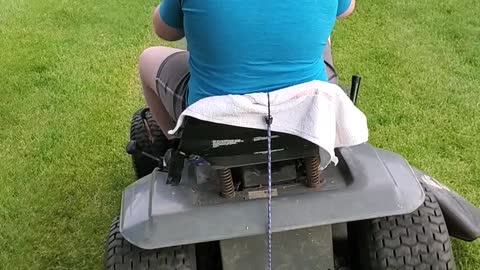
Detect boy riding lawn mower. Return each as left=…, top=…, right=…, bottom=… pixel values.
left=105, top=77, right=480, bottom=270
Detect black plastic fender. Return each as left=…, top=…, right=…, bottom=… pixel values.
left=414, top=168, right=480, bottom=241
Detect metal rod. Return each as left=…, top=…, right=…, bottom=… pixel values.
left=141, top=151, right=162, bottom=163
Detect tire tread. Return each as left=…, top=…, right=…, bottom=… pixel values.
left=105, top=217, right=194, bottom=270
left=130, top=108, right=168, bottom=178
left=351, top=182, right=456, bottom=270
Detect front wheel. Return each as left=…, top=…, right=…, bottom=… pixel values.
left=349, top=183, right=456, bottom=269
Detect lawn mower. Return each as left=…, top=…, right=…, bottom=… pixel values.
left=105, top=76, right=480, bottom=269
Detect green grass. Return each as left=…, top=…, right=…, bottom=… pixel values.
left=0, top=0, right=478, bottom=269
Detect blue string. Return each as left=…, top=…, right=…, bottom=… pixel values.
left=266, top=93, right=273, bottom=270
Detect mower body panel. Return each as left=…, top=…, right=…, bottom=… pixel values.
left=220, top=225, right=334, bottom=270
left=119, top=143, right=425, bottom=249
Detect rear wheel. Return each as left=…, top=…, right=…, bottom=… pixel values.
left=130, top=108, right=169, bottom=178
left=349, top=183, right=456, bottom=269
left=105, top=217, right=196, bottom=270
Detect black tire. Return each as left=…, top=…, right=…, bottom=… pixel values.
left=130, top=108, right=169, bottom=178
left=349, top=183, right=456, bottom=270
left=105, top=217, right=196, bottom=270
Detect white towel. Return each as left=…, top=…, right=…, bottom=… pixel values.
left=169, top=80, right=368, bottom=169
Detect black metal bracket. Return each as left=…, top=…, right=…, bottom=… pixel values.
left=265, top=116, right=273, bottom=125
left=165, top=148, right=186, bottom=186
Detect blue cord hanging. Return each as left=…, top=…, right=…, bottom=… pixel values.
left=266, top=93, right=273, bottom=270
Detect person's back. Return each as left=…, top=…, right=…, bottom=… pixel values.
left=162, top=0, right=351, bottom=104
left=139, top=0, right=355, bottom=137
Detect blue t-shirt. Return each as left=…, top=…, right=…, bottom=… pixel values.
left=160, top=0, right=351, bottom=105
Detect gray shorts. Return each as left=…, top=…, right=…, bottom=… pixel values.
left=323, top=43, right=338, bottom=84
left=155, top=51, right=190, bottom=120
left=155, top=45, right=337, bottom=120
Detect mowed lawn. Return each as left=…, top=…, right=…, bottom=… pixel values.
left=0, top=0, right=479, bottom=269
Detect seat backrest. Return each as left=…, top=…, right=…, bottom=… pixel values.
left=178, top=117, right=318, bottom=168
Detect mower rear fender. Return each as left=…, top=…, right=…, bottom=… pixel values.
left=119, top=143, right=425, bottom=249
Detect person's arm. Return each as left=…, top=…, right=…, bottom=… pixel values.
left=337, top=0, right=356, bottom=19
left=153, top=1, right=185, bottom=41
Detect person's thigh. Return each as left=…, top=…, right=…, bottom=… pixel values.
left=139, top=46, right=190, bottom=120
left=139, top=46, right=184, bottom=93
left=154, top=50, right=190, bottom=120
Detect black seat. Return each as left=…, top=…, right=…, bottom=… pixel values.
left=165, top=75, right=362, bottom=188
left=178, top=117, right=319, bottom=168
